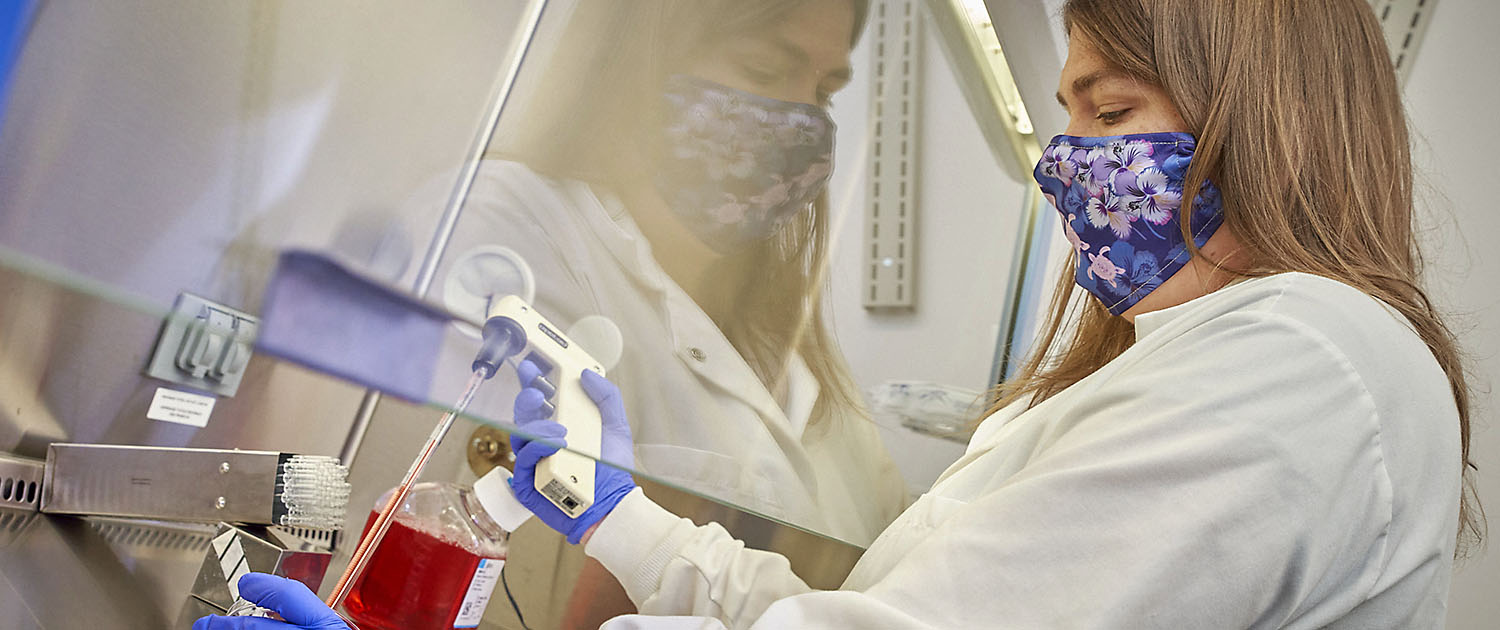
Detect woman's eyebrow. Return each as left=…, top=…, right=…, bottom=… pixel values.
left=1055, top=69, right=1120, bottom=109
left=760, top=34, right=853, bottom=85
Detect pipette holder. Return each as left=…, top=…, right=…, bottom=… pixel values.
left=41, top=443, right=349, bottom=529
left=175, top=522, right=334, bottom=626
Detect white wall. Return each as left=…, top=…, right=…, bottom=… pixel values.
left=827, top=10, right=1033, bottom=492
left=1402, top=2, right=1500, bottom=627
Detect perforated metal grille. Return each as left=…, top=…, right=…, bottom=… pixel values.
left=0, top=455, right=43, bottom=511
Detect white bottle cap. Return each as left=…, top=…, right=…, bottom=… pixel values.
left=472, top=466, right=535, bottom=532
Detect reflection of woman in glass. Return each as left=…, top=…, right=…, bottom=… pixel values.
left=197, top=0, right=1483, bottom=628
left=440, top=0, right=907, bottom=543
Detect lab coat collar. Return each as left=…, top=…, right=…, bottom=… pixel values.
left=1130, top=276, right=1270, bottom=341
left=1131, top=299, right=1199, bottom=341
left=567, top=179, right=671, bottom=294
left=952, top=275, right=1294, bottom=491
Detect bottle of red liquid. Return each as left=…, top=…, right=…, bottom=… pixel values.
left=343, top=467, right=529, bottom=630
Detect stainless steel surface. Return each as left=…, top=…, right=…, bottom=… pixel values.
left=0, top=2, right=520, bottom=621
left=0, top=509, right=214, bottom=629
left=77, top=516, right=216, bottom=551
left=189, top=523, right=333, bottom=612
left=0, top=507, right=38, bottom=549
left=177, top=595, right=229, bottom=628
left=273, top=524, right=339, bottom=553
left=0, top=453, right=43, bottom=511
left=44, top=443, right=283, bottom=525
left=0, top=254, right=368, bottom=466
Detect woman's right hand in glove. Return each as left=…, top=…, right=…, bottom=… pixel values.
left=508, top=360, right=639, bottom=544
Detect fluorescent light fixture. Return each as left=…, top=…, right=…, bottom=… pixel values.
left=924, top=0, right=1040, bottom=180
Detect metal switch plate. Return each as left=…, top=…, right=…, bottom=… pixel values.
left=146, top=292, right=258, bottom=397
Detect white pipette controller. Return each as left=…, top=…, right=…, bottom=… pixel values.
left=472, top=295, right=605, bottom=518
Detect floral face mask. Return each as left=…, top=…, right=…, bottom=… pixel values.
left=1033, top=132, right=1225, bottom=316
left=656, top=75, right=835, bottom=254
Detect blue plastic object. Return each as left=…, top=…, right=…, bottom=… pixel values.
left=0, top=0, right=39, bottom=134
left=256, top=250, right=450, bottom=402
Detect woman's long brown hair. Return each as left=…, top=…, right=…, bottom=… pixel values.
left=993, top=0, right=1482, bottom=556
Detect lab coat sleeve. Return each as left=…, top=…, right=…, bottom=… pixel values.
left=586, top=488, right=817, bottom=625
left=590, top=310, right=1398, bottom=628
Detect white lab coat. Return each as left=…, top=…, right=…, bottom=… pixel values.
left=440, top=160, right=908, bottom=544
left=584, top=273, right=1462, bottom=629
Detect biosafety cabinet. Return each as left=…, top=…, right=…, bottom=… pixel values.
left=0, top=1, right=1066, bottom=627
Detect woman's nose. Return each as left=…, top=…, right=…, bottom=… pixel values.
left=1063, top=114, right=1094, bottom=138
left=782, top=77, right=822, bottom=107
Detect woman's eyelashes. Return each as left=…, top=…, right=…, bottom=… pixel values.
left=1096, top=108, right=1133, bottom=125
left=736, top=59, right=788, bottom=87
left=736, top=63, right=838, bottom=107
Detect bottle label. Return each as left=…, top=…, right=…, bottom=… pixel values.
left=453, top=558, right=504, bottom=628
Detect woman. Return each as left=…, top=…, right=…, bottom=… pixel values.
left=430, top=0, right=907, bottom=544
left=204, top=0, right=1480, bottom=627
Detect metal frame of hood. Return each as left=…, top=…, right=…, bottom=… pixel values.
left=923, top=0, right=1068, bottom=386
left=338, top=0, right=550, bottom=466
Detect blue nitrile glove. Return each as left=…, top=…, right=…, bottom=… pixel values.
left=193, top=573, right=348, bottom=629
left=509, top=360, right=637, bottom=544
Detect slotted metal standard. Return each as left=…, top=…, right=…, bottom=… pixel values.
left=1369, top=0, right=1438, bottom=85
left=864, top=0, right=923, bottom=309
